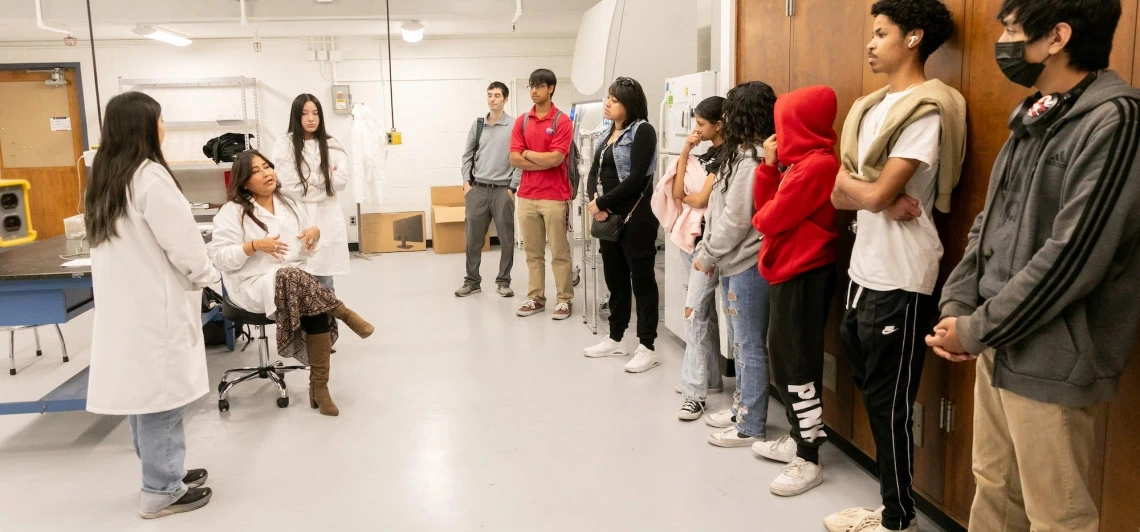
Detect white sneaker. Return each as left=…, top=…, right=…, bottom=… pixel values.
left=704, top=409, right=735, bottom=428
left=674, top=383, right=724, bottom=394
left=706, top=426, right=758, bottom=448
left=752, top=435, right=797, bottom=464
left=584, top=338, right=626, bottom=358
left=623, top=345, right=660, bottom=373
left=769, top=457, right=823, bottom=497
left=823, top=506, right=884, bottom=532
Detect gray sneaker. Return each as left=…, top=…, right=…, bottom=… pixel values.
left=455, top=284, right=481, bottom=297
left=497, top=285, right=515, bottom=298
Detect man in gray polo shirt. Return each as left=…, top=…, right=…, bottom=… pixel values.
left=456, top=81, right=521, bottom=298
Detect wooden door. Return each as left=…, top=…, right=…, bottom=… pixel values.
left=736, top=0, right=792, bottom=91
left=0, top=68, right=87, bottom=240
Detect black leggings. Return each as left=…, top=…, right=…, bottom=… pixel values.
left=300, top=314, right=331, bottom=335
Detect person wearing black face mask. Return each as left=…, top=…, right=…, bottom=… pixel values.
left=927, top=1, right=1140, bottom=531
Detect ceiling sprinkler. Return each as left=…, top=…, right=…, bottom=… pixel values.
left=63, top=35, right=77, bottom=46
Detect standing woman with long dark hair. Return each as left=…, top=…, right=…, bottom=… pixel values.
left=692, top=81, right=778, bottom=447
left=272, top=94, right=351, bottom=290
left=582, top=77, right=662, bottom=374
left=85, top=92, right=220, bottom=519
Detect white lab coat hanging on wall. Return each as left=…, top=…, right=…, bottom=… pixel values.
left=87, top=160, right=221, bottom=415
left=350, top=103, right=387, bottom=205
left=272, top=134, right=352, bottom=277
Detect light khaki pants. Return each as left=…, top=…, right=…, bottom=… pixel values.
left=517, top=198, right=573, bottom=304
left=969, top=349, right=1099, bottom=532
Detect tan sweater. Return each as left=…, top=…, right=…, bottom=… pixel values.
left=839, top=79, right=967, bottom=213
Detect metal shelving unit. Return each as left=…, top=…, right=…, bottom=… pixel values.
left=118, top=75, right=262, bottom=151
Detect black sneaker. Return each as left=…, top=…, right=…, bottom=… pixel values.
left=139, top=487, right=213, bottom=519
left=678, top=399, right=705, bottom=421
left=182, top=469, right=208, bottom=488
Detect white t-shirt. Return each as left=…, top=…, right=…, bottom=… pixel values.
left=848, top=88, right=944, bottom=295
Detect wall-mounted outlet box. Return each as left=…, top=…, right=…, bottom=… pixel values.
left=349, top=215, right=358, bottom=227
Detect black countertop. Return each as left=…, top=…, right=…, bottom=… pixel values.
left=0, top=237, right=91, bottom=282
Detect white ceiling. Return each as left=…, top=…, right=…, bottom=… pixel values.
left=0, top=0, right=597, bottom=42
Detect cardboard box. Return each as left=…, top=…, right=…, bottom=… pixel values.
left=360, top=212, right=426, bottom=253
left=430, top=186, right=489, bottom=254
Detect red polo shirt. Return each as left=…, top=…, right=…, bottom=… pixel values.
left=511, top=104, right=573, bottom=201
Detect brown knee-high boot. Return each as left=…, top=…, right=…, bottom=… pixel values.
left=330, top=304, right=374, bottom=338
left=307, top=332, right=338, bottom=416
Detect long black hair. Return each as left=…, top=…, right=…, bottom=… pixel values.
left=228, top=150, right=297, bottom=233
left=718, top=82, right=776, bottom=191
left=84, top=91, right=177, bottom=247
left=608, top=77, right=650, bottom=127
left=287, top=94, right=341, bottom=197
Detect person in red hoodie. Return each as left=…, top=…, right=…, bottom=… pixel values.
left=749, top=85, right=840, bottom=497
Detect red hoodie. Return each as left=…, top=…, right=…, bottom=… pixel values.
left=752, top=85, right=840, bottom=285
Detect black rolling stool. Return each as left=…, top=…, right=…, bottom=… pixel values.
left=217, top=296, right=308, bottom=412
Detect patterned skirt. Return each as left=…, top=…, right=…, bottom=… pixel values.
left=274, top=267, right=341, bottom=365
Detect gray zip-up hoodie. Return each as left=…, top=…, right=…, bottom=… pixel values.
left=940, top=71, right=1140, bottom=408
left=694, top=147, right=764, bottom=277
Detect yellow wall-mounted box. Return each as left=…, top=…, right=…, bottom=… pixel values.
left=0, top=179, right=37, bottom=247
left=386, top=130, right=403, bottom=145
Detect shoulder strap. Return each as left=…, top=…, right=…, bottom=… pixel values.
left=522, top=114, right=529, bottom=135
left=552, top=111, right=563, bottom=134
left=474, top=117, right=486, bottom=149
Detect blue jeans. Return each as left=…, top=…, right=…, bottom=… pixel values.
left=129, top=406, right=188, bottom=513
left=722, top=266, right=770, bottom=439
left=680, top=251, right=725, bottom=401
left=316, top=276, right=335, bottom=291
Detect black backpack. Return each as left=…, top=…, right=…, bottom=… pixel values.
left=202, top=133, right=255, bottom=163
left=521, top=111, right=581, bottom=199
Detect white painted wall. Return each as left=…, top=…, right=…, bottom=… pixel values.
left=0, top=37, right=575, bottom=242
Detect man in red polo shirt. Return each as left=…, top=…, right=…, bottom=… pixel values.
left=510, top=68, right=575, bottom=320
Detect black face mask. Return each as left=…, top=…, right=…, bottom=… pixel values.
left=995, top=41, right=1046, bottom=88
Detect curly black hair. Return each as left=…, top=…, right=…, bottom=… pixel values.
left=717, top=81, right=776, bottom=191
left=871, top=0, right=955, bottom=63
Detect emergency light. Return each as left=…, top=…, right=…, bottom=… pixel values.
left=0, top=179, right=37, bottom=247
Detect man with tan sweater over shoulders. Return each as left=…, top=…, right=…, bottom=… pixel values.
left=827, top=1, right=965, bottom=531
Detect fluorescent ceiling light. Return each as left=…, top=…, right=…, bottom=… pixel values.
left=132, top=25, right=191, bottom=47
left=401, top=21, right=424, bottom=43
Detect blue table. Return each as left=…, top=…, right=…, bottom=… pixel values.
left=0, top=236, right=232, bottom=415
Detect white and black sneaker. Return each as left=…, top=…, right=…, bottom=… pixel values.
left=139, top=487, right=213, bottom=519
left=678, top=399, right=705, bottom=421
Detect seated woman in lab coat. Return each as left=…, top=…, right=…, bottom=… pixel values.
left=84, top=91, right=220, bottom=519
left=208, top=150, right=374, bottom=417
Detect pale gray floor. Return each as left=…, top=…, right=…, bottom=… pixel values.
left=0, top=249, right=947, bottom=531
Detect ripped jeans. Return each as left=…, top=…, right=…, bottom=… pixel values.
left=680, top=251, right=727, bottom=402
left=722, top=265, right=770, bottom=439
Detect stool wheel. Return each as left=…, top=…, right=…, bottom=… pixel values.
left=36, top=350, right=42, bottom=357
left=218, top=399, right=230, bottom=412
left=276, top=397, right=289, bottom=408
left=8, top=369, right=15, bottom=376
left=62, top=356, right=69, bottom=363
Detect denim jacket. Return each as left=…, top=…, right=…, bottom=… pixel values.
left=595, top=119, right=657, bottom=182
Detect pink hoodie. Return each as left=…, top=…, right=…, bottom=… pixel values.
left=652, top=155, right=711, bottom=254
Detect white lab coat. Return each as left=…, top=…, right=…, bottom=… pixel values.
left=207, top=197, right=312, bottom=318
left=272, top=134, right=350, bottom=277
left=350, top=103, right=387, bottom=205
left=87, top=161, right=221, bottom=415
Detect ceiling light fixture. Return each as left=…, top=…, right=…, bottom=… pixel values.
left=401, top=21, right=424, bottom=43
left=132, top=25, right=191, bottom=47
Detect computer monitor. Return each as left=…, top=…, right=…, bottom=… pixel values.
left=392, top=214, right=424, bottom=250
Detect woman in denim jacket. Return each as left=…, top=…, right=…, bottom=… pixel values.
left=583, top=77, right=661, bottom=374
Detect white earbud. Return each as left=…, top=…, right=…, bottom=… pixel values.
left=909, top=36, right=918, bottom=48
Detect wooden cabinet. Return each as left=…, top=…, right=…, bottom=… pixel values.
left=738, top=0, right=1140, bottom=529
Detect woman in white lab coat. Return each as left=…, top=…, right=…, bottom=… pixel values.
left=84, top=92, right=220, bottom=519
left=208, top=150, right=374, bottom=417
left=272, top=94, right=351, bottom=290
